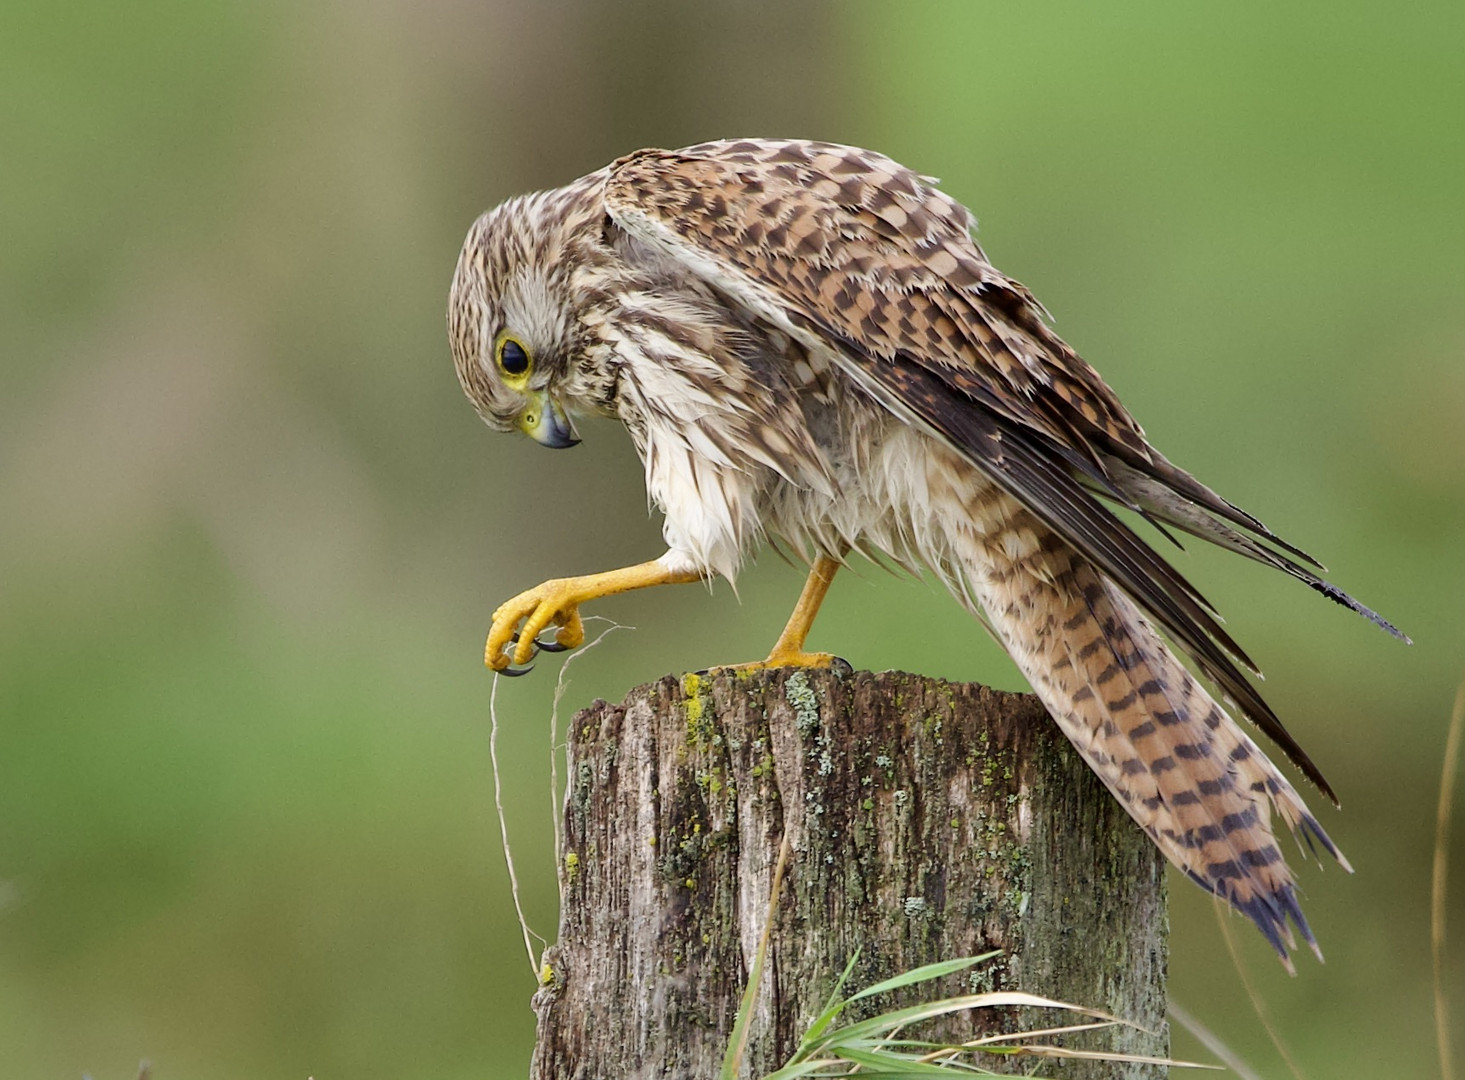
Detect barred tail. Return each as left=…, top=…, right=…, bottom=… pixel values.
left=934, top=473, right=1348, bottom=966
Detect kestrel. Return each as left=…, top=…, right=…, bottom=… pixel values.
left=447, top=139, right=1405, bottom=965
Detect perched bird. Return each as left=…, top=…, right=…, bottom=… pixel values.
left=447, top=138, right=1405, bottom=966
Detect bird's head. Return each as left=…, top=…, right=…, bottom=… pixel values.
left=448, top=187, right=608, bottom=450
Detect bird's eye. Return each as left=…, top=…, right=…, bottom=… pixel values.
left=496, top=335, right=531, bottom=379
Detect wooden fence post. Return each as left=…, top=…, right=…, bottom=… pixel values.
left=529, top=667, right=1168, bottom=1079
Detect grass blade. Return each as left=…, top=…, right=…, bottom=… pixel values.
left=833, top=1045, right=995, bottom=1075
left=813, top=991, right=1124, bottom=1050
left=799, top=950, right=865, bottom=1050
left=845, top=952, right=1003, bottom=1003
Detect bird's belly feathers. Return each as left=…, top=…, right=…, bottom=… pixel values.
left=637, top=372, right=1002, bottom=588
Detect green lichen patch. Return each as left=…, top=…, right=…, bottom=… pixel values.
left=573, top=760, right=595, bottom=814
left=902, top=895, right=930, bottom=919
left=785, top=670, right=821, bottom=737
left=680, top=672, right=719, bottom=748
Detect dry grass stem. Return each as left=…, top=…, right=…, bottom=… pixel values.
left=721, top=832, right=793, bottom=1080
left=488, top=619, right=633, bottom=976
left=1433, top=679, right=1464, bottom=1080
left=547, top=617, right=633, bottom=898
left=1215, top=895, right=1307, bottom=1080
left=488, top=672, right=547, bottom=978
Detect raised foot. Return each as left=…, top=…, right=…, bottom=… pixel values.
left=486, top=579, right=587, bottom=673
left=484, top=559, right=703, bottom=675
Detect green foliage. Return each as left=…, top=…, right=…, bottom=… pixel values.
left=728, top=952, right=1201, bottom=1078
left=2, top=1, right=1460, bottom=1077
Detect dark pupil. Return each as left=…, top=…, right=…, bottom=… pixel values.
left=500, top=340, right=529, bottom=375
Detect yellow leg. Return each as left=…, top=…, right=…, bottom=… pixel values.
left=487, top=559, right=702, bottom=670
left=728, top=554, right=843, bottom=671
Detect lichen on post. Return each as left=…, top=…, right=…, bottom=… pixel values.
left=529, top=667, right=1167, bottom=1079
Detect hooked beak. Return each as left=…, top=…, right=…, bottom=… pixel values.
left=518, top=390, right=580, bottom=449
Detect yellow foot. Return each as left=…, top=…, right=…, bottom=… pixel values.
left=486, top=580, right=587, bottom=671
left=484, top=558, right=704, bottom=674
left=717, top=650, right=843, bottom=673
left=712, top=553, right=847, bottom=676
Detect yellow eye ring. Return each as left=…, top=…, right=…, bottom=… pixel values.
left=495, top=332, right=532, bottom=384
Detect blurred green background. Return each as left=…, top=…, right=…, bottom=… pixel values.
left=3, top=1, right=1461, bottom=1076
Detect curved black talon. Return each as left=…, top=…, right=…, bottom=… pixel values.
left=500, top=662, right=536, bottom=677
left=506, top=630, right=540, bottom=661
